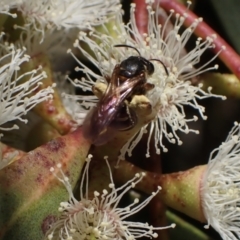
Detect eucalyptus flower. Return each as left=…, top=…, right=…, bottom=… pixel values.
left=56, top=72, right=88, bottom=126
left=6, top=0, right=120, bottom=47
left=6, top=0, right=121, bottom=74
left=1, top=0, right=120, bottom=30
left=0, top=34, right=54, bottom=169
left=18, top=0, right=120, bottom=33
left=201, top=122, right=240, bottom=240
left=0, top=35, right=53, bottom=132
left=66, top=2, right=225, bottom=158
left=47, top=155, right=175, bottom=240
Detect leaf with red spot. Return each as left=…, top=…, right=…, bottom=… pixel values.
left=0, top=127, right=90, bottom=240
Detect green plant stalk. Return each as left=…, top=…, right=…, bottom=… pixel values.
left=113, top=160, right=207, bottom=223
left=25, top=120, right=61, bottom=151
left=20, top=54, right=76, bottom=135
left=0, top=127, right=90, bottom=240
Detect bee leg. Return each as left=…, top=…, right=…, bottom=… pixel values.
left=129, top=95, right=152, bottom=116
left=143, top=82, right=155, bottom=92
left=110, top=104, right=137, bottom=131
left=92, top=82, right=107, bottom=99
left=104, top=75, right=111, bottom=83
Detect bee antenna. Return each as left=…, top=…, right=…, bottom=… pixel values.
left=114, top=44, right=141, bottom=56
left=149, top=59, right=169, bottom=76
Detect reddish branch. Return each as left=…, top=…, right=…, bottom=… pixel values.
left=134, top=0, right=148, bottom=36
left=159, top=0, right=240, bottom=80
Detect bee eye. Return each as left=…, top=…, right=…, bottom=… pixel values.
left=147, top=62, right=154, bottom=75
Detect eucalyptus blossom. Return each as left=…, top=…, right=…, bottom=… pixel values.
left=202, top=122, right=240, bottom=240
left=67, top=2, right=225, bottom=158
left=47, top=155, right=175, bottom=240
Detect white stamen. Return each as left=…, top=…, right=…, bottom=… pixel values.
left=47, top=155, right=174, bottom=239
left=202, top=122, right=240, bottom=240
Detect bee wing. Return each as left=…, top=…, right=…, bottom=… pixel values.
left=100, top=65, right=146, bottom=112
left=82, top=106, right=117, bottom=145
left=83, top=66, right=146, bottom=146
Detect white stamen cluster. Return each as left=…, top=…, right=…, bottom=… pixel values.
left=0, top=33, right=53, bottom=169
left=3, top=0, right=120, bottom=36
left=0, top=33, right=54, bottom=132
left=67, top=2, right=225, bottom=158
left=47, top=155, right=175, bottom=240
left=0, top=0, right=20, bottom=17
left=56, top=72, right=88, bottom=126
left=202, top=122, right=240, bottom=240
left=1, top=0, right=120, bottom=66
left=22, top=0, right=120, bottom=29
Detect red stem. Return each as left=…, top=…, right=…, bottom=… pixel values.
left=128, top=137, right=168, bottom=240
left=159, top=0, right=240, bottom=80
left=134, top=0, right=148, bottom=36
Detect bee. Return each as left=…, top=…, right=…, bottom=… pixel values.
left=82, top=44, right=168, bottom=146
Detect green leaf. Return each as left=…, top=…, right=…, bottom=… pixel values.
left=209, top=0, right=240, bottom=53
left=167, top=210, right=213, bottom=240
